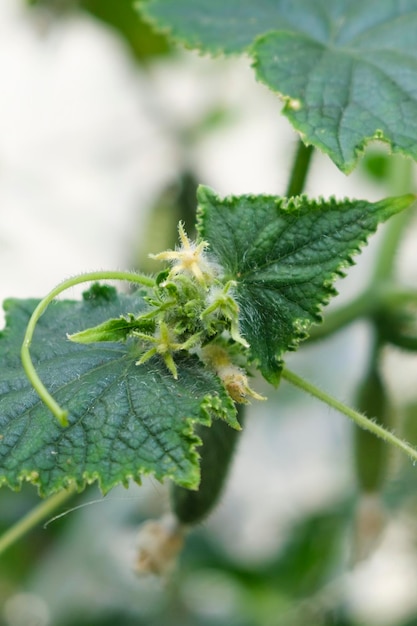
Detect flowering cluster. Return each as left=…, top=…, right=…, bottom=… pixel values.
left=135, top=222, right=263, bottom=403
left=69, top=222, right=264, bottom=405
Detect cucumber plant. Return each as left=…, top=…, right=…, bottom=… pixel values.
left=1, top=0, right=417, bottom=573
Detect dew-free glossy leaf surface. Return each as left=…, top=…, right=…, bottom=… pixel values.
left=197, top=186, right=415, bottom=383
left=0, top=288, right=235, bottom=495
left=139, top=0, right=417, bottom=171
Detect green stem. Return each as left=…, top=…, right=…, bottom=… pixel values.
left=0, top=486, right=76, bottom=557
left=308, top=286, right=417, bottom=342
left=308, top=291, right=375, bottom=342
left=386, top=153, right=414, bottom=196
left=373, top=209, right=415, bottom=283
left=373, top=155, right=414, bottom=282
left=285, top=140, right=314, bottom=197
left=21, top=270, right=155, bottom=426
left=281, top=368, right=417, bottom=465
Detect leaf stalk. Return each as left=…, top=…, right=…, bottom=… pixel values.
left=285, top=140, right=314, bottom=197
left=282, top=368, right=417, bottom=465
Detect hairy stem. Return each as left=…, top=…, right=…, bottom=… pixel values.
left=0, top=486, right=76, bottom=556
left=21, top=270, right=155, bottom=426
left=285, top=140, right=314, bottom=197
left=281, top=368, right=417, bottom=465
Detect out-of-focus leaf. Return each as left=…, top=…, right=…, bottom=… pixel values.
left=139, top=0, right=417, bottom=171
left=27, top=0, right=170, bottom=61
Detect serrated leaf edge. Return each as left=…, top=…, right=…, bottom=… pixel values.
left=0, top=386, right=234, bottom=496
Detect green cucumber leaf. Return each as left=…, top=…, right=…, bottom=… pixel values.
left=138, top=0, right=417, bottom=171
left=197, top=185, right=415, bottom=384
left=0, top=288, right=236, bottom=496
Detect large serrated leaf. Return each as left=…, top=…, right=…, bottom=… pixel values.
left=0, top=289, right=236, bottom=496
left=197, top=185, right=415, bottom=384
left=138, top=0, right=417, bottom=171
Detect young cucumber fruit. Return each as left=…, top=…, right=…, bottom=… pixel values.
left=171, top=406, right=245, bottom=525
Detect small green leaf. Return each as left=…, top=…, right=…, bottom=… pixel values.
left=139, top=0, right=417, bottom=171
left=68, top=314, right=153, bottom=344
left=0, top=289, right=236, bottom=496
left=197, top=185, right=415, bottom=383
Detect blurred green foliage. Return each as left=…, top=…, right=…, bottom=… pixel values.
left=27, top=0, right=170, bottom=61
